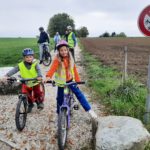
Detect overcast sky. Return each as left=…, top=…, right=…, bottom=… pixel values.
left=1, top=0, right=150, bottom=37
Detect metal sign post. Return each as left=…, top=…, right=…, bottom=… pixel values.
left=144, top=56, right=150, bottom=124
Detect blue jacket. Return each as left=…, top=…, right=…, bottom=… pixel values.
left=54, top=35, right=61, bottom=44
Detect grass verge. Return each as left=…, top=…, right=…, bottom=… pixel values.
left=0, top=38, right=54, bottom=67
left=80, top=45, right=147, bottom=124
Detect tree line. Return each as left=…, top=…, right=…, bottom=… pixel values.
left=47, top=13, right=126, bottom=38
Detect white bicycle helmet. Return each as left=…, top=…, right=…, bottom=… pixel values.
left=67, top=25, right=72, bottom=30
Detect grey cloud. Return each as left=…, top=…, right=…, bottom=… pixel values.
left=0, top=0, right=150, bottom=37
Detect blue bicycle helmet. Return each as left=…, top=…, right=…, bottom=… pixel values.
left=22, top=48, right=34, bottom=56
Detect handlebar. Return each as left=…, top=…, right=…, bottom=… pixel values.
left=45, top=80, right=85, bottom=86
left=7, top=77, right=38, bottom=83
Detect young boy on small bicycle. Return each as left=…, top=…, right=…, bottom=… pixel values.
left=4, top=48, right=44, bottom=113
left=45, top=40, right=97, bottom=119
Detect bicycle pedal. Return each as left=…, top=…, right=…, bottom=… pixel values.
left=73, top=104, right=79, bottom=110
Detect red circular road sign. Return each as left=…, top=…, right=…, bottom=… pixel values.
left=138, top=5, right=150, bottom=36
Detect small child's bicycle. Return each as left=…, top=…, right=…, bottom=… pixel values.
left=42, top=43, right=52, bottom=66
left=7, top=77, right=45, bottom=131
left=46, top=80, right=85, bottom=150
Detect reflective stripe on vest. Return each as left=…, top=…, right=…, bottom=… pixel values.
left=68, top=32, right=74, bottom=48
left=54, top=63, right=75, bottom=87
left=18, top=61, right=38, bottom=87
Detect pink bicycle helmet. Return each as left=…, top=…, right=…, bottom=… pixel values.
left=56, top=40, right=69, bottom=50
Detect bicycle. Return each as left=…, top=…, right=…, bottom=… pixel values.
left=7, top=77, right=45, bottom=131
left=46, top=80, right=84, bottom=150
left=42, top=43, right=52, bottom=66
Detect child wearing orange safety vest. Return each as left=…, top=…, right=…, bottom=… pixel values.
left=45, top=40, right=97, bottom=119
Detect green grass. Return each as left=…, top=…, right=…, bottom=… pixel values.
left=80, top=44, right=147, bottom=123
left=0, top=38, right=54, bottom=67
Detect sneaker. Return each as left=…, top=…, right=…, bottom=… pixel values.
left=39, top=60, right=43, bottom=64
left=37, top=102, right=44, bottom=109
left=88, top=110, right=98, bottom=119
left=27, top=103, right=34, bottom=113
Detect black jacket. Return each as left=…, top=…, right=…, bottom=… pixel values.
left=38, top=31, right=49, bottom=44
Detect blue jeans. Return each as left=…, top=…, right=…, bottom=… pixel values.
left=56, top=83, right=91, bottom=114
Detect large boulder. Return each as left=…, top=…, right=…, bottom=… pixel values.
left=96, top=116, right=150, bottom=150
left=0, top=80, right=20, bottom=94
left=0, top=67, right=20, bottom=94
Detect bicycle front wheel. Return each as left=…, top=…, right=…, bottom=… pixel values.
left=15, top=95, right=28, bottom=131
left=58, top=109, right=68, bottom=150
left=42, top=51, right=52, bottom=66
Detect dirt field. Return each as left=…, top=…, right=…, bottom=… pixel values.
left=80, top=37, right=150, bottom=83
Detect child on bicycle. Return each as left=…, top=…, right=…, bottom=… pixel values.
left=4, top=48, right=44, bottom=113
left=45, top=40, right=97, bottom=119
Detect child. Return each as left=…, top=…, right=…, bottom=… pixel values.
left=4, top=48, right=44, bottom=113
left=45, top=40, right=97, bottom=119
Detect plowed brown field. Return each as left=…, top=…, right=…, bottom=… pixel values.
left=80, top=37, right=150, bottom=84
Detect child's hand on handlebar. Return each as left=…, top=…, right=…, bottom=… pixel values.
left=44, top=77, right=51, bottom=83
left=37, top=77, right=42, bottom=81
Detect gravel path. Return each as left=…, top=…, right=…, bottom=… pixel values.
left=0, top=46, right=102, bottom=150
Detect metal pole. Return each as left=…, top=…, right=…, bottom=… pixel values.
left=144, top=55, right=150, bottom=124
left=123, top=46, right=128, bottom=83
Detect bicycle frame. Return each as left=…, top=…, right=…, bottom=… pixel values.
left=59, top=86, right=74, bottom=128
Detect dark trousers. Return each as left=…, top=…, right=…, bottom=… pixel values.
left=69, top=48, right=75, bottom=61
left=56, top=83, right=91, bottom=114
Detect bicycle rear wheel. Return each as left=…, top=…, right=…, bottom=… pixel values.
left=42, top=51, right=52, bottom=66
left=58, top=109, right=68, bottom=150
left=15, top=95, right=28, bottom=131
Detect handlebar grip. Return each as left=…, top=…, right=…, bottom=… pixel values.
left=46, top=80, right=54, bottom=83
left=7, top=77, right=17, bottom=81
left=76, top=81, right=85, bottom=84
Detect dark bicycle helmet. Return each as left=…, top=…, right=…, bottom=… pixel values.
left=22, top=48, right=34, bottom=56
left=39, top=27, right=44, bottom=31
left=56, top=40, right=69, bottom=50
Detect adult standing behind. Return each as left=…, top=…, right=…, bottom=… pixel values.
left=65, top=30, right=69, bottom=42
left=66, top=25, right=76, bottom=61
left=54, top=32, right=61, bottom=52
left=37, top=27, right=50, bottom=64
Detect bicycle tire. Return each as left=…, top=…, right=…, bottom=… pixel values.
left=15, top=95, right=28, bottom=131
left=58, top=109, right=68, bottom=150
left=42, top=51, right=52, bottom=66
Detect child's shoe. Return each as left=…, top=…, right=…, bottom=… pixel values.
left=37, top=102, right=44, bottom=109
left=88, top=110, right=98, bottom=119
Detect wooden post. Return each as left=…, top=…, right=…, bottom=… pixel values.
left=123, top=46, right=128, bottom=83
left=144, top=56, right=150, bottom=124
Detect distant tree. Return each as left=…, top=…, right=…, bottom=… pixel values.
left=47, top=13, right=75, bottom=37
left=76, top=26, right=89, bottom=37
left=99, top=31, right=127, bottom=38
left=111, top=32, right=116, bottom=37
left=102, top=32, right=110, bottom=37
left=117, top=32, right=127, bottom=37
